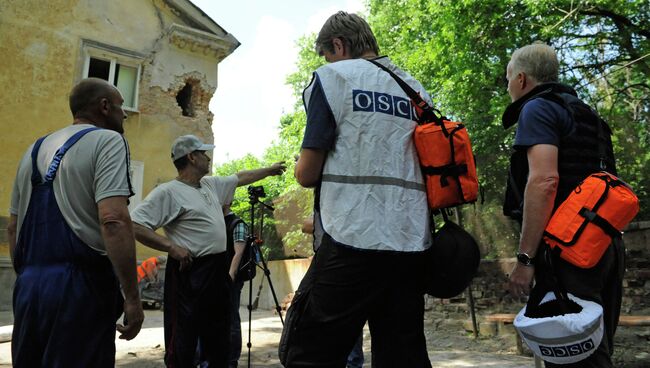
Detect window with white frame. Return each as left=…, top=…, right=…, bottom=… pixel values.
left=81, top=40, right=143, bottom=110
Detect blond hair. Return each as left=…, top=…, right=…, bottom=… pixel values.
left=510, top=42, right=559, bottom=83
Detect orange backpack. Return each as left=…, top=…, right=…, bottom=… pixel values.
left=368, top=60, right=479, bottom=210
left=414, top=120, right=478, bottom=209
left=544, top=172, right=639, bottom=268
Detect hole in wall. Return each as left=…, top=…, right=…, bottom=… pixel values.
left=176, top=82, right=194, bottom=117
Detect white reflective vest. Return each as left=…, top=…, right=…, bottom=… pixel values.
left=304, top=57, right=431, bottom=252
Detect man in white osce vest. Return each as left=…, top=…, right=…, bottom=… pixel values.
left=279, top=11, right=433, bottom=368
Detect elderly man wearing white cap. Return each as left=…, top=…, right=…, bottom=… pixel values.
left=130, top=134, right=285, bottom=367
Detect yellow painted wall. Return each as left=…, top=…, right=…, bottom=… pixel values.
left=0, top=0, right=235, bottom=258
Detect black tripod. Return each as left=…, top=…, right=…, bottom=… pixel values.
left=242, top=185, right=284, bottom=368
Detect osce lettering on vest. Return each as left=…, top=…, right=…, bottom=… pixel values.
left=352, top=89, right=416, bottom=120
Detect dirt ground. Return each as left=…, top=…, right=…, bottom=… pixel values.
left=110, top=308, right=538, bottom=368
left=109, top=307, right=650, bottom=368
left=1, top=305, right=648, bottom=367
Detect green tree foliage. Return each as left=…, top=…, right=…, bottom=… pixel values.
left=286, top=35, right=327, bottom=100
left=216, top=1, right=648, bottom=259
left=214, top=111, right=316, bottom=259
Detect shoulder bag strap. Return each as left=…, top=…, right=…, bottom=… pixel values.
left=365, top=59, right=443, bottom=125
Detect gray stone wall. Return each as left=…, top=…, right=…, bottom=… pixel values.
left=430, top=221, right=650, bottom=316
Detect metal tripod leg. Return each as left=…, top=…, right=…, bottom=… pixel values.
left=253, top=243, right=284, bottom=325
left=244, top=238, right=255, bottom=368
left=243, top=241, right=284, bottom=368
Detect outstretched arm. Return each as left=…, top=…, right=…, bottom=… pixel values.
left=236, top=161, right=286, bottom=187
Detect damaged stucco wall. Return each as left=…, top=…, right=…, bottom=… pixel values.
left=0, top=0, right=239, bottom=251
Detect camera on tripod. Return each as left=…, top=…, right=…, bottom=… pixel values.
left=247, top=185, right=266, bottom=200
left=241, top=184, right=283, bottom=367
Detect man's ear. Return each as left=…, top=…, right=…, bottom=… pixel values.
left=99, top=97, right=110, bottom=116
left=518, top=72, right=528, bottom=89
left=332, top=38, right=345, bottom=56
left=186, top=152, right=196, bottom=164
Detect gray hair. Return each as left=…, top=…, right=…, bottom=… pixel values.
left=315, top=11, right=379, bottom=58
left=509, top=43, right=559, bottom=83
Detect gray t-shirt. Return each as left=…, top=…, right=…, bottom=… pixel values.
left=130, top=175, right=238, bottom=257
left=10, top=124, right=133, bottom=254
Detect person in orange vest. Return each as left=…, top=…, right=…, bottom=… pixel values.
left=137, top=255, right=166, bottom=283
left=138, top=256, right=166, bottom=305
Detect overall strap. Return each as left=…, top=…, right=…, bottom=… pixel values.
left=43, top=127, right=101, bottom=183
left=30, top=136, right=49, bottom=185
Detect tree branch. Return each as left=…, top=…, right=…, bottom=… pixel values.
left=580, top=8, right=650, bottom=39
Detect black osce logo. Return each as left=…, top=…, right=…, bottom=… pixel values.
left=539, top=339, right=595, bottom=358
left=352, top=89, right=415, bottom=120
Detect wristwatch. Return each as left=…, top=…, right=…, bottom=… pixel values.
left=516, top=252, right=535, bottom=267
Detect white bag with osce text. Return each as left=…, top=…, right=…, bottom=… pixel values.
left=514, top=292, right=604, bottom=365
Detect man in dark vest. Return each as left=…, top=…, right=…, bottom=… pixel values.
left=503, top=42, right=625, bottom=367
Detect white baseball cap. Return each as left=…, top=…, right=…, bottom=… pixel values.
left=171, top=135, right=215, bottom=161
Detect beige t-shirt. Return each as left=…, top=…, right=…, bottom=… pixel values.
left=10, top=124, right=133, bottom=254
left=130, top=175, right=238, bottom=257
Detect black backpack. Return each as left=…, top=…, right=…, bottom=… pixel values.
left=225, top=213, right=257, bottom=282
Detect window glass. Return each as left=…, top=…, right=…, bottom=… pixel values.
left=115, top=64, right=137, bottom=108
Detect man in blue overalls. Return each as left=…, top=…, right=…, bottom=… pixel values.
left=8, top=78, right=144, bottom=367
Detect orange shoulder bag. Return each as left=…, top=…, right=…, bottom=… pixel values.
left=368, top=59, right=478, bottom=210
left=544, top=172, right=639, bottom=268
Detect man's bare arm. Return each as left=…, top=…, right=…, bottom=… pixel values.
left=508, top=144, right=559, bottom=296
left=520, top=144, right=559, bottom=258
left=228, top=241, right=246, bottom=280
left=294, top=149, right=327, bottom=188
left=132, top=223, right=193, bottom=270
left=97, top=196, right=144, bottom=340
left=236, top=162, right=286, bottom=187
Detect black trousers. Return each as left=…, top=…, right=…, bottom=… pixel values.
left=279, top=234, right=431, bottom=368
left=164, top=253, right=232, bottom=368
left=537, top=238, right=625, bottom=368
